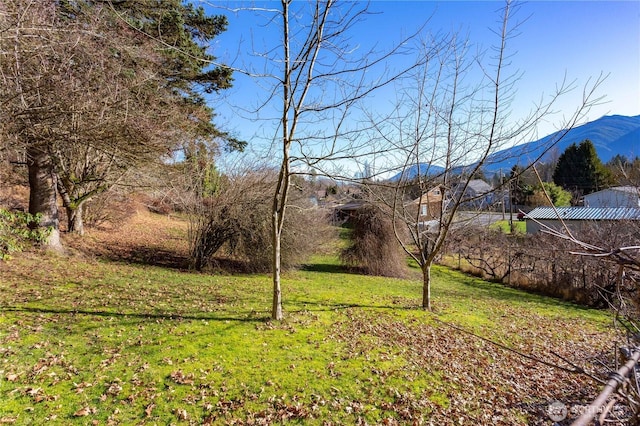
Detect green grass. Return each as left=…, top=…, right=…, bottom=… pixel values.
left=489, top=219, right=526, bottom=234
left=0, top=252, right=616, bottom=424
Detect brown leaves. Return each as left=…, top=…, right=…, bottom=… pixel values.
left=105, top=381, right=123, bottom=396
left=174, top=408, right=189, bottom=421
left=73, top=406, right=96, bottom=417
left=5, top=373, right=19, bottom=382
left=331, top=309, right=610, bottom=424
left=168, top=370, right=195, bottom=385
left=73, top=381, right=93, bottom=393
left=144, top=403, right=155, bottom=418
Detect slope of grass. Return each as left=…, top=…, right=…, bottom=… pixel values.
left=490, top=219, right=526, bottom=234
left=0, top=212, right=617, bottom=425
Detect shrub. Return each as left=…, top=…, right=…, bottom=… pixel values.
left=189, top=170, right=331, bottom=272
left=0, top=209, right=51, bottom=259
left=340, top=205, right=407, bottom=278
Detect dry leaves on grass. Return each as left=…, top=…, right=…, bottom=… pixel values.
left=331, top=309, right=614, bottom=425
left=63, top=208, right=190, bottom=268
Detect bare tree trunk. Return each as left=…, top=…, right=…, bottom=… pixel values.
left=271, top=209, right=283, bottom=320
left=247, top=0, right=420, bottom=319
left=57, top=179, right=85, bottom=235
left=66, top=203, right=84, bottom=235
left=422, top=263, right=432, bottom=311
left=27, top=144, right=62, bottom=249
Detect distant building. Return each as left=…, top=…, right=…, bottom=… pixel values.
left=408, top=186, right=444, bottom=222
left=524, top=206, right=640, bottom=234
left=332, top=199, right=367, bottom=224
left=583, top=186, right=640, bottom=208
left=453, top=179, right=494, bottom=209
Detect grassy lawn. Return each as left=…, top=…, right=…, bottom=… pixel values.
left=490, top=219, right=526, bottom=234
left=0, top=214, right=617, bottom=425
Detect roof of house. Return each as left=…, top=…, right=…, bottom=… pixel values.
left=525, top=206, right=640, bottom=221
left=459, top=179, right=493, bottom=194
left=334, top=200, right=367, bottom=211
left=585, top=186, right=640, bottom=196
left=612, top=186, right=640, bottom=194
left=409, top=187, right=444, bottom=205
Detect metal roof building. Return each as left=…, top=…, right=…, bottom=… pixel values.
left=524, top=207, right=640, bottom=234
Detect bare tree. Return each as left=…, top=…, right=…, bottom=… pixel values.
left=225, top=0, right=422, bottom=319
left=368, top=0, right=605, bottom=310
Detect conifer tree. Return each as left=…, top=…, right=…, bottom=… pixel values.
left=552, top=139, right=613, bottom=196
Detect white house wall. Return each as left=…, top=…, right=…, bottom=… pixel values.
left=584, top=189, right=640, bottom=208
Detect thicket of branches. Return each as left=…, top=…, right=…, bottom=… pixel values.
left=189, top=170, right=330, bottom=273
left=443, top=222, right=640, bottom=308
left=340, top=205, right=408, bottom=278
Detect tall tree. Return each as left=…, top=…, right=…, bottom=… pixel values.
left=606, top=154, right=640, bottom=186
left=368, top=1, right=604, bottom=310
left=0, top=1, right=68, bottom=248
left=553, top=139, right=614, bottom=197
left=234, top=0, right=420, bottom=319
left=0, top=0, right=235, bottom=241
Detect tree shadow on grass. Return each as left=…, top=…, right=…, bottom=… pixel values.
left=109, top=246, right=190, bottom=270
left=87, top=244, right=258, bottom=274
left=2, top=300, right=419, bottom=324
left=287, top=300, right=419, bottom=313
left=2, top=305, right=270, bottom=323
left=301, top=262, right=371, bottom=275
left=301, top=263, right=349, bottom=274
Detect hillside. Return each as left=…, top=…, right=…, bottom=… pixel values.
left=0, top=208, right=621, bottom=424
left=485, top=114, right=640, bottom=172
left=392, top=114, right=640, bottom=180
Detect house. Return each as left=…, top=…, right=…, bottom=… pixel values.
left=524, top=206, right=640, bottom=234
left=583, top=186, right=640, bottom=208
left=453, top=179, right=494, bottom=209
left=408, top=186, right=444, bottom=222
left=332, top=199, right=367, bottom=223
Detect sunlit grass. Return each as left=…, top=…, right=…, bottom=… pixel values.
left=489, top=219, right=526, bottom=234
left=0, top=250, right=615, bottom=424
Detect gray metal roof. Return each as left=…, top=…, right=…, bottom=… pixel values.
left=525, top=207, right=640, bottom=221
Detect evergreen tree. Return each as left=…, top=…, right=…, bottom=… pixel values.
left=0, top=0, right=240, bottom=241
left=552, top=139, right=613, bottom=195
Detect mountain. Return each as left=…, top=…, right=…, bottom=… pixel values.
left=389, top=163, right=446, bottom=182
left=389, top=115, right=640, bottom=181
left=483, top=114, right=640, bottom=173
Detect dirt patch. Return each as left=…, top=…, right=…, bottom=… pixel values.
left=63, top=206, right=191, bottom=269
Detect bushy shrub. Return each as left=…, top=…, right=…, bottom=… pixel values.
left=0, top=209, right=51, bottom=259
left=190, top=170, right=330, bottom=272
left=340, top=205, right=407, bottom=278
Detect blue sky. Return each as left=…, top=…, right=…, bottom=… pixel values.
left=200, top=1, right=640, bottom=165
